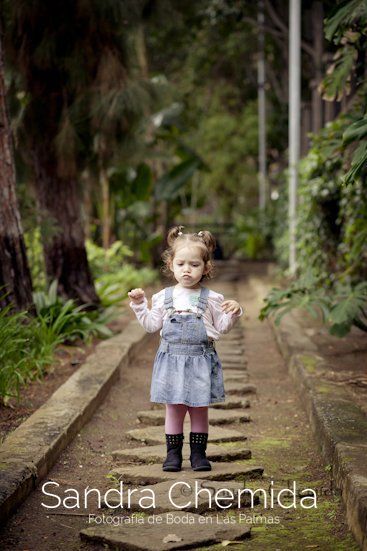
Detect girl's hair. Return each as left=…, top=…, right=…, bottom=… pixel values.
left=161, top=225, right=216, bottom=281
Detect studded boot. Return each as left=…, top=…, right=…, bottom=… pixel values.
left=162, top=433, right=184, bottom=472
left=189, top=432, right=212, bottom=471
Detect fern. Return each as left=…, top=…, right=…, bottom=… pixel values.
left=260, top=277, right=367, bottom=337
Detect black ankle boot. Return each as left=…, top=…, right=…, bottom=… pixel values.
left=162, top=433, right=184, bottom=472
left=189, top=432, right=211, bottom=471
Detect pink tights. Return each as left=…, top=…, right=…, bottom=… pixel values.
left=165, top=404, right=209, bottom=434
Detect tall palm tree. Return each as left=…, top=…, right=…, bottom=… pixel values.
left=3, top=0, right=153, bottom=303
left=0, top=26, right=34, bottom=312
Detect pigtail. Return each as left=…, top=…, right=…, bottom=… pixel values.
left=197, top=230, right=216, bottom=255
left=167, top=225, right=185, bottom=247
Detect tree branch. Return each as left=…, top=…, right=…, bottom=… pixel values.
left=266, top=63, right=288, bottom=104
left=243, top=4, right=317, bottom=60
left=265, top=0, right=288, bottom=35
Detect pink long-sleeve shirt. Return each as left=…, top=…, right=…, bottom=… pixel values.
left=129, top=285, right=243, bottom=341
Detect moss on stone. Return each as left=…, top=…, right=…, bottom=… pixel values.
left=298, top=354, right=319, bottom=373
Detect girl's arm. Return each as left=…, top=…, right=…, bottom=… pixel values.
left=128, top=290, right=164, bottom=333
left=210, top=293, right=243, bottom=334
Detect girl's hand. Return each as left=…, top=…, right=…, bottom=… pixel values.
left=222, top=299, right=241, bottom=315
left=128, top=288, right=146, bottom=305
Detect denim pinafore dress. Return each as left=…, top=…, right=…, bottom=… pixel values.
left=150, top=285, right=225, bottom=407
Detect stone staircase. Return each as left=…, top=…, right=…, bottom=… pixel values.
left=80, top=301, right=265, bottom=550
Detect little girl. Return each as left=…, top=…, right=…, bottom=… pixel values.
left=128, top=226, right=243, bottom=473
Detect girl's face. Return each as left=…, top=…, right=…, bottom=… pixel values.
left=170, top=245, right=208, bottom=288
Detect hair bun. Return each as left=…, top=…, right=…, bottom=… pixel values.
left=167, top=225, right=185, bottom=246
left=196, top=230, right=216, bottom=254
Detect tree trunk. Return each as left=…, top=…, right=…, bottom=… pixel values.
left=31, top=145, right=99, bottom=305
left=81, top=169, right=92, bottom=241
left=0, top=33, right=34, bottom=312
left=100, top=165, right=111, bottom=250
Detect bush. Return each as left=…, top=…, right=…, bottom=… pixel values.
left=96, top=265, right=158, bottom=307
left=86, top=239, right=133, bottom=278
left=86, top=240, right=158, bottom=306
left=260, top=272, right=367, bottom=337
left=230, top=206, right=276, bottom=260
left=265, top=112, right=367, bottom=337
left=33, top=280, right=115, bottom=342
left=0, top=300, right=54, bottom=403
left=0, top=281, right=119, bottom=403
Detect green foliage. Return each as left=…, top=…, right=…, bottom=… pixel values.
left=85, top=240, right=158, bottom=306
left=322, top=0, right=367, bottom=100
left=259, top=271, right=329, bottom=325
left=230, top=207, right=276, bottom=260
left=109, top=162, right=153, bottom=209
left=343, top=115, right=367, bottom=144
left=23, top=228, right=46, bottom=291
left=269, top=114, right=367, bottom=336
left=296, top=119, right=345, bottom=282
left=155, top=156, right=204, bottom=201
left=324, top=0, right=367, bottom=43
left=328, top=282, right=367, bottom=335
left=267, top=0, right=367, bottom=337
left=0, top=277, right=121, bottom=402
left=146, top=5, right=270, bottom=222
left=0, top=254, right=157, bottom=401
left=33, top=280, right=115, bottom=343
left=190, top=95, right=260, bottom=219
left=5, top=0, right=160, bottom=171
left=95, top=265, right=157, bottom=308
left=106, top=161, right=163, bottom=265
left=322, top=42, right=357, bottom=101
left=274, top=112, right=367, bottom=280
left=0, top=297, right=54, bottom=403
left=260, top=274, right=367, bottom=337
left=343, top=115, right=367, bottom=184
left=86, top=239, right=133, bottom=279
left=22, top=233, right=158, bottom=307
left=321, top=0, right=367, bottom=185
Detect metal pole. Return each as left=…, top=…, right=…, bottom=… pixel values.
left=288, top=0, right=301, bottom=274
left=258, top=0, right=267, bottom=210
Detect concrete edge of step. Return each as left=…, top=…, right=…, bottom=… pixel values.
left=246, top=275, right=366, bottom=549
left=0, top=318, right=150, bottom=525
left=269, top=312, right=367, bottom=551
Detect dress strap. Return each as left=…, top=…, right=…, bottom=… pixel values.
left=196, top=286, right=210, bottom=318
left=164, top=286, right=175, bottom=314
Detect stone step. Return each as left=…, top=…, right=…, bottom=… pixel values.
left=100, top=479, right=258, bottom=514
left=219, top=348, right=245, bottom=356
left=218, top=331, right=245, bottom=344
left=221, top=363, right=249, bottom=371
left=136, top=408, right=251, bottom=427
left=149, top=399, right=251, bottom=411
left=216, top=349, right=245, bottom=357
left=217, top=340, right=244, bottom=347
left=150, top=398, right=251, bottom=411
left=80, top=511, right=251, bottom=550
left=220, top=356, right=248, bottom=366
left=110, top=462, right=264, bottom=486
left=126, top=425, right=247, bottom=445
left=211, top=398, right=251, bottom=409
left=111, top=443, right=252, bottom=464
left=223, top=371, right=250, bottom=383
left=225, top=382, right=257, bottom=395
left=223, top=329, right=243, bottom=336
